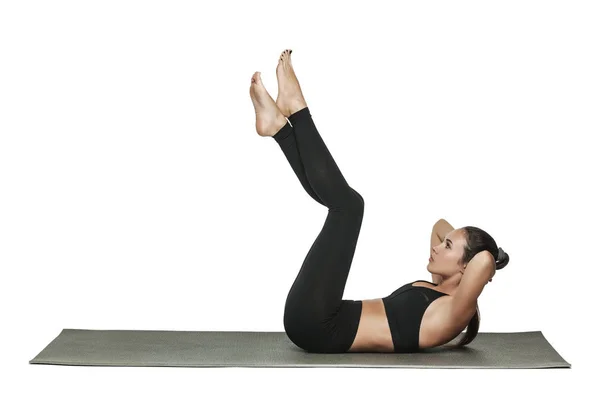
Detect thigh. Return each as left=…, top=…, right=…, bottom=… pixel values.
left=285, top=205, right=364, bottom=315
left=283, top=206, right=364, bottom=351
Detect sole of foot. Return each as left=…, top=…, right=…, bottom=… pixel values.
left=249, top=71, right=289, bottom=137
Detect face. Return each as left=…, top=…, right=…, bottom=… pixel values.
left=428, top=229, right=467, bottom=277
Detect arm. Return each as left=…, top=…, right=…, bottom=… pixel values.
left=430, top=219, right=454, bottom=284
left=450, top=250, right=495, bottom=320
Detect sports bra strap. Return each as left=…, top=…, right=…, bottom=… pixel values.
left=413, top=279, right=438, bottom=286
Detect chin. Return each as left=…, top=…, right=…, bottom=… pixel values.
left=427, top=266, right=439, bottom=275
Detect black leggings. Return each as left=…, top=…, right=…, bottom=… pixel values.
left=273, top=106, right=364, bottom=353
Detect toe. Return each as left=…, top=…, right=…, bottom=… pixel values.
left=252, top=71, right=261, bottom=85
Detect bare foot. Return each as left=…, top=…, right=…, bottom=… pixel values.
left=275, top=49, right=308, bottom=118
left=249, top=71, right=289, bottom=137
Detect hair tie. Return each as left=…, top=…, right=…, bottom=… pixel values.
left=496, top=247, right=504, bottom=263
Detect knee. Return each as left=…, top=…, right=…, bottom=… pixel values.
left=354, top=189, right=364, bottom=206
left=348, top=188, right=364, bottom=212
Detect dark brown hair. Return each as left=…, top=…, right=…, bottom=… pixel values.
left=451, top=226, right=509, bottom=348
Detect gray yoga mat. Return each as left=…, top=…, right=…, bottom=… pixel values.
left=29, top=329, right=570, bottom=369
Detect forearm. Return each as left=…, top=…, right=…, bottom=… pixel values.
left=431, top=219, right=455, bottom=284
left=434, top=219, right=455, bottom=242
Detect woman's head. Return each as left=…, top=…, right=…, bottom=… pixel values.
left=459, top=226, right=509, bottom=283
left=428, top=226, right=509, bottom=282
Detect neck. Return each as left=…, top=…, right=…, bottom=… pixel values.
left=436, top=272, right=463, bottom=295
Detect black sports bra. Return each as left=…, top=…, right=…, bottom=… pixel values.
left=381, top=280, right=449, bottom=352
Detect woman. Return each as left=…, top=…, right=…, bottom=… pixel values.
left=249, top=49, right=510, bottom=354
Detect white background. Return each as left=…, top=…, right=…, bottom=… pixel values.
left=1, top=0, right=597, bottom=398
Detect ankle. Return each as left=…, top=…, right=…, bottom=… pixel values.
left=288, top=101, right=308, bottom=116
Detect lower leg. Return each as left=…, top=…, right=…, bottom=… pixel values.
left=272, top=122, right=326, bottom=206
left=287, top=106, right=361, bottom=210
left=248, top=69, right=326, bottom=206
left=274, top=49, right=361, bottom=210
